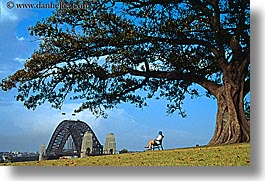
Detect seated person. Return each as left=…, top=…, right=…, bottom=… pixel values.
left=145, top=131, right=164, bottom=149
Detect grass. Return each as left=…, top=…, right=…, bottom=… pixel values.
left=0, top=143, right=250, bottom=166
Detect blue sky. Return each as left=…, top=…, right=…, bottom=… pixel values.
left=1, top=0, right=222, bottom=152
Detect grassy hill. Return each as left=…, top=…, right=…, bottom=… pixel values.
left=0, top=143, right=250, bottom=166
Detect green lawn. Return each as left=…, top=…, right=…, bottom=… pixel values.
left=0, top=143, right=250, bottom=166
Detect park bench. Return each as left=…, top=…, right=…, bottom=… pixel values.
left=152, top=135, right=164, bottom=150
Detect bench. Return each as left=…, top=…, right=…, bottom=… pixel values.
left=152, top=136, right=164, bottom=150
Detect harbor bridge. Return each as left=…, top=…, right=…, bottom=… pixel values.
left=44, top=120, right=103, bottom=159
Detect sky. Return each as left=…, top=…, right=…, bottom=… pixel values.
left=0, top=0, right=225, bottom=153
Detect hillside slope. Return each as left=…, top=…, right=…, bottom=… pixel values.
left=1, top=143, right=250, bottom=166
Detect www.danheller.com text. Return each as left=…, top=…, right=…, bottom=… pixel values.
left=7, top=0, right=90, bottom=10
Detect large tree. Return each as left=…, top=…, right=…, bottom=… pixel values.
left=0, top=0, right=250, bottom=145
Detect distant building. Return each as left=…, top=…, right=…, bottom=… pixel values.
left=104, top=133, right=116, bottom=154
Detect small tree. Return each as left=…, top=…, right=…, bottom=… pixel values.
left=1, top=0, right=250, bottom=145
left=119, top=149, right=129, bottom=154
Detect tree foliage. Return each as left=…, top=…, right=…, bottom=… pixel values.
left=1, top=0, right=250, bottom=119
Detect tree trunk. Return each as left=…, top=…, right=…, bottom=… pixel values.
left=208, top=73, right=250, bottom=145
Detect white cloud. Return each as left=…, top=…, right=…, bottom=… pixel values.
left=0, top=64, right=5, bottom=74
left=16, top=36, right=25, bottom=41
left=0, top=97, right=14, bottom=106
left=14, top=57, right=26, bottom=63
left=0, top=2, right=18, bottom=22
left=0, top=64, right=14, bottom=76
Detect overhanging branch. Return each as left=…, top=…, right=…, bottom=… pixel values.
left=127, top=68, right=220, bottom=96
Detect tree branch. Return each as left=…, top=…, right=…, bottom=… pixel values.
left=128, top=68, right=220, bottom=96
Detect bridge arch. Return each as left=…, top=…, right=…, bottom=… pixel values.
left=46, top=120, right=103, bottom=157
